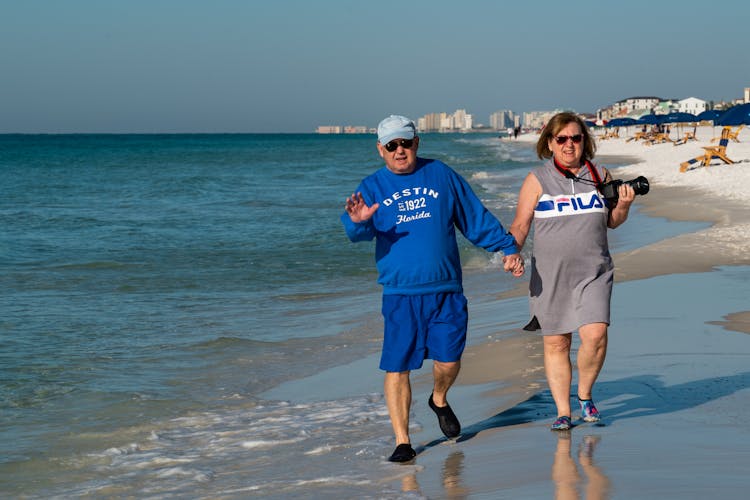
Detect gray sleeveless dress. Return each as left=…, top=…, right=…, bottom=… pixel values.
left=525, top=159, right=613, bottom=335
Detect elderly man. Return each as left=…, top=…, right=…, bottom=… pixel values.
left=341, top=115, right=524, bottom=462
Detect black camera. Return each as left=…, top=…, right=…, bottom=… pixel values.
left=600, top=176, right=649, bottom=200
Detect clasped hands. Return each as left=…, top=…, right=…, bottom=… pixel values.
left=503, top=253, right=525, bottom=277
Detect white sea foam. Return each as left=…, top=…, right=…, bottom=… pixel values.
left=51, top=394, right=400, bottom=498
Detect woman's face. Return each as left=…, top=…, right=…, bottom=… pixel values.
left=548, top=121, right=584, bottom=169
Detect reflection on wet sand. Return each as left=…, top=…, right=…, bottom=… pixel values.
left=400, top=449, right=467, bottom=497
left=552, top=433, right=611, bottom=499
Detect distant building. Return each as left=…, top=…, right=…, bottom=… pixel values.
left=677, top=97, right=707, bottom=115
left=316, top=125, right=371, bottom=134
left=316, top=125, right=342, bottom=134
left=417, top=109, right=472, bottom=132
left=523, top=110, right=562, bottom=130
left=343, top=126, right=368, bottom=134
left=597, top=96, right=662, bottom=121
left=489, top=110, right=518, bottom=130
left=745, top=87, right=749, bottom=103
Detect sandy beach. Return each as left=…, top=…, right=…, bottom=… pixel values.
left=269, top=125, right=750, bottom=498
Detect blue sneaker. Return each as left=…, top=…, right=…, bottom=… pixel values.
left=579, top=398, right=601, bottom=422
left=550, top=416, right=572, bottom=431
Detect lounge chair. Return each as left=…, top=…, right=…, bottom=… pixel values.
left=679, top=126, right=734, bottom=172
left=710, top=124, right=744, bottom=143
left=643, top=133, right=674, bottom=146
left=598, top=127, right=619, bottom=140
left=626, top=131, right=648, bottom=143
left=673, top=127, right=697, bottom=146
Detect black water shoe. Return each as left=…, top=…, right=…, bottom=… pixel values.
left=388, top=443, right=416, bottom=463
left=428, top=393, right=461, bottom=438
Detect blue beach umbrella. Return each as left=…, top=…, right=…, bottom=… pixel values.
left=661, top=112, right=698, bottom=138
left=635, top=114, right=663, bottom=125
left=716, top=103, right=750, bottom=126
left=584, top=120, right=597, bottom=128
left=696, top=109, right=724, bottom=122
left=607, top=117, right=637, bottom=127
left=661, top=112, right=698, bottom=124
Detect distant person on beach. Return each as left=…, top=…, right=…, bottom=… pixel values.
left=514, top=126, right=520, bottom=139
left=341, top=114, right=525, bottom=462
left=507, top=126, right=514, bottom=140
left=508, top=111, right=635, bottom=431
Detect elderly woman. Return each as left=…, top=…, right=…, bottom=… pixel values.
left=509, top=112, right=635, bottom=430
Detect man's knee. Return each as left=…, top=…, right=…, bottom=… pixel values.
left=433, top=359, right=460, bottom=374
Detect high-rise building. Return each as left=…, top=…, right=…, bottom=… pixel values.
left=489, top=110, right=517, bottom=130
left=417, top=110, right=472, bottom=132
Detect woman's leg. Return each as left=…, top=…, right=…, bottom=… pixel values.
left=543, top=333, right=573, bottom=417
left=576, top=323, right=608, bottom=400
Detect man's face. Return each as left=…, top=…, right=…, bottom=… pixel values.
left=377, top=136, right=419, bottom=174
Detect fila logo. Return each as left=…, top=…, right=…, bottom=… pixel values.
left=535, top=190, right=608, bottom=218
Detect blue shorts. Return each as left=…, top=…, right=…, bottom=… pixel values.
left=379, top=292, right=468, bottom=372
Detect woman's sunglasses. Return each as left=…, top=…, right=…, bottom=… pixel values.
left=553, top=134, right=583, bottom=145
left=383, top=138, right=415, bottom=152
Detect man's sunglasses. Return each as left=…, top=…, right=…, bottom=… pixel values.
left=553, top=134, right=583, bottom=145
left=383, top=138, right=415, bottom=152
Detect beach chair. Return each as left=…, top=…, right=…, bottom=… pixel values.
left=711, top=124, right=744, bottom=143
left=728, top=124, right=744, bottom=142
left=673, top=129, right=697, bottom=146
left=643, top=133, right=674, bottom=146
left=626, top=131, right=648, bottom=143
left=599, top=127, right=620, bottom=140
left=679, top=127, right=734, bottom=172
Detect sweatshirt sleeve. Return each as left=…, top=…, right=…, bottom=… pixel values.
left=340, top=212, right=376, bottom=242
left=450, top=170, right=518, bottom=255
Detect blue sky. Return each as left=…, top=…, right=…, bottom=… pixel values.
left=2, top=0, right=748, bottom=133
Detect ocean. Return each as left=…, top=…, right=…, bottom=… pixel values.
left=0, top=133, right=702, bottom=497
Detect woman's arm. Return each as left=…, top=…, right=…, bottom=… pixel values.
left=509, top=173, right=542, bottom=250
left=602, top=169, right=635, bottom=229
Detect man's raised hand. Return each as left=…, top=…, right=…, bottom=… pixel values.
left=345, top=192, right=379, bottom=223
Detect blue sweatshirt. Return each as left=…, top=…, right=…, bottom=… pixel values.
left=341, top=157, right=518, bottom=295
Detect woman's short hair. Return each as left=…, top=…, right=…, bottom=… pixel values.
left=536, top=112, right=597, bottom=162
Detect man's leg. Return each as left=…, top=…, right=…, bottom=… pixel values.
left=384, top=370, right=412, bottom=445
left=576, top=323, right=608, bottom=400
left=431, top=360, right=460, bottom=406
left=543, top=333, right=573, bottom=417
left=429, top=360, right=462, bottom=438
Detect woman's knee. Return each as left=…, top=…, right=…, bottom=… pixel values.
left=544, top=334, right=572, bottom=353
left=580, top=323, right=608, bottom=348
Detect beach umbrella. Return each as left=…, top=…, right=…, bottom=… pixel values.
left=660, top=112, right=698, bottom=138
left=606, top=117, right=636, bottom=127
left=584, top=120, right=597, bottom=128
left=696, top=109, right=724, bottom=122
left=696, top=109, right=724, bottom=136
left=716, top=103, right=750, bottom=126
left=635, top=114, right=663, bottom=125
left=605, top=117, right=636, bottom=138
left=662, top=112, right=698, bottom=124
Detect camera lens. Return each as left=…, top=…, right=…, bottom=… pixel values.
left=626, top=176, right=649, bottom=196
